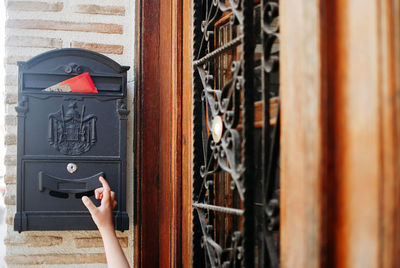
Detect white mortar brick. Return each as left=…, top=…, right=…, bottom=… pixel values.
left=6, top=204, right=15, bottom=217
left=4, top=166, right=16, bottom=176
left=5, top=64, right=17, bottom=75
left=4, top=93, right=17, bottom=104
left=5, top=144, right=17, bottom=154
left=4, top=126, right=17, bottom=136
left=5, top=86, right=17, bottom=95
left=6, top=104, right=17, bottom=116
left=4, top=154, right=16, bottom=166
left=73, top=4, right=126, bottom=16
left=6, top=222, right=15, bottom=234
left=6, top=35, right=63, bottom=48
left=6, top=44, right=62, bottom=57
left=4, top=125, right=17, bottom=135
left=6, top=183, right=16, bottom=194
left=5, top=74, right=17, bottom=86
left=4, top=55, right=31, bottom=65
left=7, top=243, right=105, bottom=256
left=6, top=28, right=127, bottom=42
left=6, top=10, right=126, bottom=25
left=4, top=230, right=27, bottom=244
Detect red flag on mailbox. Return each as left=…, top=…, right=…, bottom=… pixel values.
left=43, top=72, right=98, bottom=93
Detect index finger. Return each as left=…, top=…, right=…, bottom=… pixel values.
left=99, top=176, right=110, bottom=191
left=99, top=176, right=111, bottom=200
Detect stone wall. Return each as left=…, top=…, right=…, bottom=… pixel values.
left=3, top=0, right=135, bottom=266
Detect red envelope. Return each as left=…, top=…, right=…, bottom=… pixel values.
left=43, top=72, right=98, bottom=93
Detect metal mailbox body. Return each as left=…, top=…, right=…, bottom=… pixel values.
left=14, top=48, right=130, bottom=232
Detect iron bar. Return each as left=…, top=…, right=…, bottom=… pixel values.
left=193, top=35, right=243, bottom=66
left=193, top=202, right=244, bottom=216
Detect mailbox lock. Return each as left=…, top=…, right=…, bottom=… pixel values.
left=67, top=163, right=78, bottom=173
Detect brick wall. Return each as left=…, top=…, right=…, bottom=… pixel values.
left=3, top=0, right=135, bottom=266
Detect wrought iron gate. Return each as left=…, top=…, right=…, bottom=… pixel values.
left=192, top=0, right=280, bottom=267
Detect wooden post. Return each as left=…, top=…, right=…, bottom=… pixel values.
left=281, top=0, right=400, bottom=267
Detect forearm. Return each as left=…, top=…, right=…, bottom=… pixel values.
left=100, top=227, right=130, bottom=268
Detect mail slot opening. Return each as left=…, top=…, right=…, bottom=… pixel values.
left=75, top=191, right=95, bottom=199
left=49, top=191, right=69, bottom=199
left=47, top=190, right=96, bottom=200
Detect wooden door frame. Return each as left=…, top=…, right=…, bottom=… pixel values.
left=134, top=0, right=183, bottom=267
left=181, top=1, right=194, bottom=267
left=135, top=0, right=400, bottom=267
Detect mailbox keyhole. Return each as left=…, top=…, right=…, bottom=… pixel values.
left=67, top=163, right=78, bottom=174
left=49, top=191, right=69, bottom=199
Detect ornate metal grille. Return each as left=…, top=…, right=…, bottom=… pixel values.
left=192, top=0, right=280, bottom=267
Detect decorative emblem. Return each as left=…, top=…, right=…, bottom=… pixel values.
left=48, top=101, right=97, bottom=155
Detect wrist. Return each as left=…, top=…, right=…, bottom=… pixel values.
left=99, top=225, right=115, bottom=236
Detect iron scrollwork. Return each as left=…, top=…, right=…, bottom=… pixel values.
left=117, top=99, right=130, bottom=119
left=64, top=63, right=83, bottom=74
left=192, top=0, right=280, bottom=267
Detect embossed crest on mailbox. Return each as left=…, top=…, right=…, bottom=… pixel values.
left=14, top=48, right=130, bottom=232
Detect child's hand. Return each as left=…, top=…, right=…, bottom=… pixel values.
left=82, top=177, right=129, bottom=267
left=82, top=176, right=117, bottom=233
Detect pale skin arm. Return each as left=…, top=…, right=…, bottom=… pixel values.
left=82, top=176, right=130, bottom=268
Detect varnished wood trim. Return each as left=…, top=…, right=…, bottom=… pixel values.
left=134, top=0, right=161, bottom=267
left=181, top=1, right=193, bottom=267
left=135, top=0, right=184, bottom=267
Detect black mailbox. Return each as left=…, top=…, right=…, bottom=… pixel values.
left=14, top=48, right=130, bottom=232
